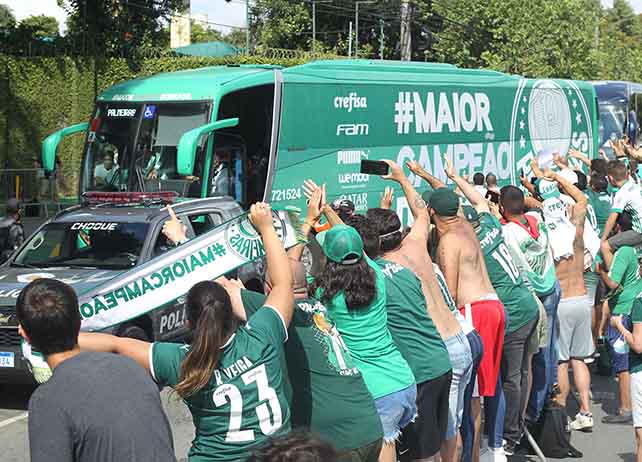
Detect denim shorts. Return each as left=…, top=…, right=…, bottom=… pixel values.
left=608, top=314, right=631, bottom=374
left=444, top=331, right=473, bottom=439
left=374, top=384, right=417, bottom=443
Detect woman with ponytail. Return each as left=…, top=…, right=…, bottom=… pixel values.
left=78, top=202, right=294, bottom=461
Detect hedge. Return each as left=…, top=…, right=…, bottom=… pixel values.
left=0, top=54, right=321, bottom=195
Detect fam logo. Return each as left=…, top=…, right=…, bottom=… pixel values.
left=336, top=124, right=369, bottom=136
left=225, top=212, right=287, bottom=261
left=511, top=79, right=593, bottom=183
left=334, top=92, right=368, bottom=112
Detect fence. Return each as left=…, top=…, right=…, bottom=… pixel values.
left=0, top=169, right=72, bottom=218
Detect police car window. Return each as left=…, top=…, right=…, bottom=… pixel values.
left=188, top=213, right=216, bottom=237
left=13, top=222, right=149, bottom=270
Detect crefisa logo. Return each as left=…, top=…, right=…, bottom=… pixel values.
left=225, top=213, right=287, bottom=261
left=334, top=92, right=368, bottom=112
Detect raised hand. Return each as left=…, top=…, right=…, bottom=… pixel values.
left=249, top=202, right=274, bottom=235
left=162, top=204, right=187, bottom=245
left=381, top=159, right=406, bottom=183
left=380, top=187, right=394, bottom=209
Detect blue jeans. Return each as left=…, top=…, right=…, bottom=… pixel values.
left=527, top=280, right=561, bottom=422
left=484, top=374, right=506, bottom=449
left=461, top=330, right=484, bottom=462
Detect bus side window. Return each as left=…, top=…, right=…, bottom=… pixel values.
left=634, top=93, right=642, bottom=146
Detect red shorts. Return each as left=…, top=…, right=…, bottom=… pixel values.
left=459, top=299, right=505, bottom=397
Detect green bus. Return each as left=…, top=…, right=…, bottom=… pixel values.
left=43, top=60, right=599, bottom=223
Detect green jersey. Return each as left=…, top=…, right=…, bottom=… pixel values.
left=630, top=298, right=642, bottom=374
left=585, top=189, right=612, bottom=236
left=432, top=263, right=457, bottom=313
left=478, top=212, right=539, bottom=332
left=151, top=307, right=290, bottom=462
left=240, top=290, right=383, bottom=451
left=376, top=258, right=452, bottom=383
left=608, top=246, right=642, bottom=316
left=314, top=256, right=415, bottom=399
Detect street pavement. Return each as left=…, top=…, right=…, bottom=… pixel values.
left=0, top=372, right=636, bottom=461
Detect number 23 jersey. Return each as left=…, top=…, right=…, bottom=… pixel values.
left=151, top=307, right=290, bottom=462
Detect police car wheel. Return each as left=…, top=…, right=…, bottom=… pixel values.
left=118, top=324, right=150, bottom=342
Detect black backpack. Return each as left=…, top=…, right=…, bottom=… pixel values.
left=528, top=401, right=583, bottom=458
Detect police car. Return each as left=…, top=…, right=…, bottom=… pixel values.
left=0, top=192, right=262, bottom=383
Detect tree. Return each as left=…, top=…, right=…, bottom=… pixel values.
left=250, top=0, right=311, bottom=50
left=0, top=4, right=16, bottom=32
left=191, top=21, right=223, bottom=43
left=607, top=0, right=642, bottom=37
left=224, top=29, right=247, bottom=48
left=60, top=0, right=186, bottom=56
left=18, top=15, right=59, bottom=39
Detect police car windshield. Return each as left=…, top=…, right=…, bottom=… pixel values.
left=82, top=101, right=210, bottom=197
left=12, top=221, right=149, bottom=270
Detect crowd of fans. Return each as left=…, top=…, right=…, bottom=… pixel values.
left=14, top=139, right=642, bottom=462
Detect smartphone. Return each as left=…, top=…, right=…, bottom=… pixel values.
left=360, top=159, right=389, bottom=176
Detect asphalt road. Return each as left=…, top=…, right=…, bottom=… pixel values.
left=0, top=372, right=636, bottom=461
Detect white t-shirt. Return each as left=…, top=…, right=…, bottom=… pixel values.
left=474, top=185, right=488, bottom=198
left=94, top=164, right=117, bottom=184
left=611, top=179, right=642, bottom=233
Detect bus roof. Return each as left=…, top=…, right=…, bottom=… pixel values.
left=97, top=59, right=595, bottom=102
left=97, top=65, right=280, bottom=102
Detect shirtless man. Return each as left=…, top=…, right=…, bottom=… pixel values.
left=362, top=160, right=473, bottom=462
left=426, top=185, right=506, bottom=459
left=530, top=162, right=594, bottom=432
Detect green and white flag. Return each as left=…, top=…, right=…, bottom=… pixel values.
left=77, top=208, right=302, bottom=331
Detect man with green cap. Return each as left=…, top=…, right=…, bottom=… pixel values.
left=423, top=175, right=507, bottom=460
left=445, top=158, right=540, bottom=456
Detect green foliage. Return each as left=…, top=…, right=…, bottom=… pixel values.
left=251, top=0, right=311, bottom=51
left=60, top=0, right=185, bottom=56
left=0, top=4, right=16, bottom=32
left=190, top=21, right=224, bottom=44
left=18, top=15, right=59, bottom=39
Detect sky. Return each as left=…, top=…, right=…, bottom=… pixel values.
left=0, top=0, right=247, bottom=34
left=2, top=0, right=642, bottom=35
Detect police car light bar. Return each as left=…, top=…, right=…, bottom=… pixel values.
left=82, top=191, right=178, bottom=205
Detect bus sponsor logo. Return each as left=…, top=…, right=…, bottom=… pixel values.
left=112, top=94, right=134, bottom=101
left=336, top=123, right=369, bottom=136
left=338, top=173, right=369, bottom=185
left=339, top=192, right=368, bottom=211
left=160, top=93, right=192, bottom=100
left=224, top=212, right=287, bottom=261
left=334, top=92, right=368, bottom=112
left=71, top=222, right=118, bottom=231
left=337, top=150, right=367, bottom=165
left=510, top=79, right=592, bottom=181
left=107, top=108, right=137, bottom=118
left=394, top=91, right=493, bottom=135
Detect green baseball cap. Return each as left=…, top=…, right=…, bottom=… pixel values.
left=428, top=188, right=460, bottom=217
left=316, top=224, right=364, bottom=265
left=421, top=189, right=434, bottom=204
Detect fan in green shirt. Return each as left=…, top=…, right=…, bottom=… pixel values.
left=629, top=298, right=642, bottom=374
left=600, top=245, right=642, bottom=316
left=585, top=187, right=612, bottom=237
left=233, top=286, right=383, bottom=456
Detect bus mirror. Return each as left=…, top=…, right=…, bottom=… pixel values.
left=177, top=118, right=239, bottom=176
left=42, top=122, right=89, bottom=171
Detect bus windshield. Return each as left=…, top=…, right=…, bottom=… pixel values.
left=598, top=101, right=627, bottom=150
left=82, top=101, right=211, bottom=196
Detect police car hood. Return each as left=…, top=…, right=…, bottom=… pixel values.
left=0, top=267, right=124, bottom=305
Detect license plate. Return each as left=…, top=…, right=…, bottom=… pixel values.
left=0, top=352, right=14, bottom=368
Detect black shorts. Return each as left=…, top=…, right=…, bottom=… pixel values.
left=595, top=277, right=608, bottom=306
left=399, top=370, right=452, bottom=460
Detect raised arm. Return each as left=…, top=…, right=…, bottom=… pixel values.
left=288, top=186, right=323, bottom=262
left=407, top=160, right=447, bottom=189
left=443, top=156, right=489, bottom=213
left=568, top=148, right=592, bottom=168
left=78, top=333, right=152, bottom=373
left=549, top=169, right=587, bottom=244
left=250, top=203, right=294, bottom=326
left=437, top=235, right=460, bottom=303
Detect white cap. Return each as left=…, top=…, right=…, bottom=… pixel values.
left=558, top=168, right=578, bottom=185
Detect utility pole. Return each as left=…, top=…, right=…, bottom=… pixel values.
left=245, top=0, right=250, bottom=54
left=400, top=0, right=411, bottom=61
left=312, top=0, right=316, bottom=52
left=348, top=21, right=353, bottom=57
left=355, top=1, right=375, bottom=58
left=379, top=18, right=384, bottom=60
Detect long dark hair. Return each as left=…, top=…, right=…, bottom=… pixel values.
left=366, top=208, right=402, bottom=256
left=310, top=258, right=377, bottom=310
left=175, top=281, right=240, bottom=398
